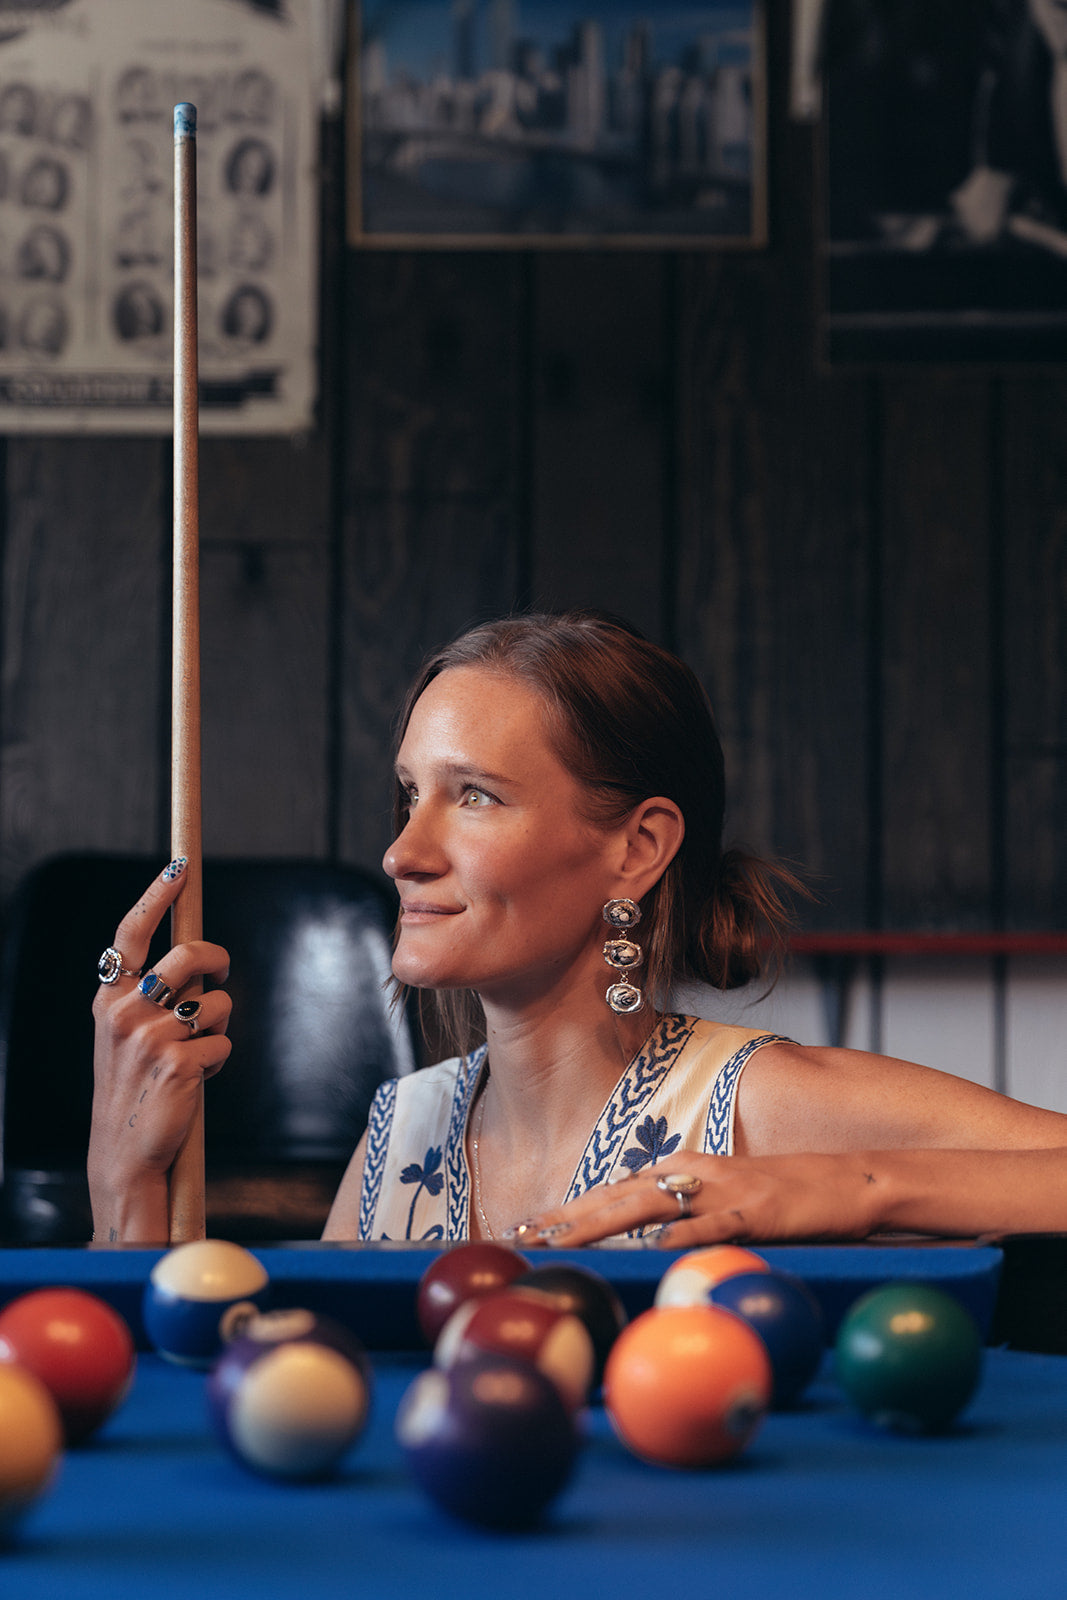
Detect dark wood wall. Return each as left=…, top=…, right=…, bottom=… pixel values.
left=2, top=7, right=1066, bottom=938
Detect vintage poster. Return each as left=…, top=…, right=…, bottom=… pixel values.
left=0, top=0, right=320, bottom=433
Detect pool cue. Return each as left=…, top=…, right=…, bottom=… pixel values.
left=169, top=102, right=205, bottom=1243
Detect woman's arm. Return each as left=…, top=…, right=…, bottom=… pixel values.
left=322, top=1131, right=368, bottom=1240
left=89, top=862, right=231, bottom=1243
left=515, top=1039, right=1067, bottom=1247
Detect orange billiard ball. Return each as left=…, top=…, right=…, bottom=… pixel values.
left=654, top=1244, right=770, bottom=1308
left=604, top=1304, right=771, bottom=1467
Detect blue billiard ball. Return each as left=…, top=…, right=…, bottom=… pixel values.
left=396, top=1351, right=579, bottom=1529
left=142, top=1240, right=269, bottom=1368
left=708, top=1270, right=826, bottom=1408
left=207, top=1308, right=371, bottom=1480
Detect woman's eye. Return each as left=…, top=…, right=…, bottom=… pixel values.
left=461, top=788, right=493, bottom=808
left=400, top=785, right=417, bottom=811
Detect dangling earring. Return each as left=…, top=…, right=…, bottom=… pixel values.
left=602, top=898, right=643, bottom=1013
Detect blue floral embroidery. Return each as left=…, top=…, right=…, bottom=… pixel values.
left=622, top=1114, right=681, bottom=1171
left=398, top=1145, right=445, bottom=1240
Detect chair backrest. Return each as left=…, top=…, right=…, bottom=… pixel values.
left=0, top=854, right=418, bottom=1242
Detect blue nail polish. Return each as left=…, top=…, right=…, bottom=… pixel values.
left=162, top=856, right=188, bottom=882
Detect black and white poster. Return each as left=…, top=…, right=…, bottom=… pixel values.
left=0, top=0, right=321, bottom=432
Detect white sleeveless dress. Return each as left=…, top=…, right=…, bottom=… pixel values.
left=357, top=1014, right=789, bottom=1241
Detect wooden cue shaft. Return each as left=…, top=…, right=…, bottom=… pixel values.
left=169, top=102, right=205, bottom=1243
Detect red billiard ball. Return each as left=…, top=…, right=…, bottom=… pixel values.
left=416, top=1242, right=529, bottom=1346
left=435, top=1288, right=595, bottom=1411
left=0, top=1363, right=64, bottom=1539
left=707, top=1270, right=825, bottom=1408
left=513, top=1263, right=628, bottom=1384
left=0, top=1287, right=136, bottom=1445
left=604, top=1304, right=771, bottom=1467
left=654, top=1244, right=770, bottom=1308
left=397, top=1351, right=579, bottom=1528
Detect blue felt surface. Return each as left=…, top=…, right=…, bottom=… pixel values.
left=5, top=1346, right=1067, bottom=1600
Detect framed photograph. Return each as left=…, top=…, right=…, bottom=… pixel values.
left=347, top=0, right=766, bottom=248
left=820, top=0, right=1067, bottom=363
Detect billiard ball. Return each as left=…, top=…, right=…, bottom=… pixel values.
left=143, top=1239, right=269, bottom=1368
left=0, top=1363, right=63, bottom=1540
left=654, top=1244, right=770, bottom=1309
left=707, top=1270, right=825, bottom=1409
left=604, top=1303, right=771, bottom=1467
left=513, top=1263, right=628, bottom=1384
left=207, top=1308, right=371, bottom=1481
left=416, top=1242, right=529, bottom=1346
left=396, top=1351, right=579, bottom=1528
left=0, top=1287, right=136, bottom=1444
left=835, top=1282, right=984, bottom=1433
left=435, top=1287, right=595, bottom=1411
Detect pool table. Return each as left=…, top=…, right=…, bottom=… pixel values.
left=1, top=1239, right=1065, bottom=1600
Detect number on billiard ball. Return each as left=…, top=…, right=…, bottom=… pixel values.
left=0, top=1287, right=136, bottom=1444
left=834, top=1281, right=984, bottom=1433
left=397, top=1351, right=579, bottom=1528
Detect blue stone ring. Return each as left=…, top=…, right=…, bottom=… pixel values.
left=97, top=947, right=141, bottom=985
left=137, top=972, right=175, bottom=1008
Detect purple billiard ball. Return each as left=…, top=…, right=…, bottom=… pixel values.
left=708, top=1270, right=825, bottom=1409
left=396, top=1351, right=579, bottom=1528
left=208, top=1308, right=371, bottom=1480
left=142, top=1240, right=270, bottom=1369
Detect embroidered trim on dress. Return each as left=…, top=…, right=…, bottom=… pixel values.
left=358, top=1077, right=398, bottom=1239
left=445, top=1043, right=488, bottom=1240
left=704, top=1032, right=792, bottom=1154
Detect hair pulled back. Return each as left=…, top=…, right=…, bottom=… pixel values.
left=393, top=610, right=803, bottom=1055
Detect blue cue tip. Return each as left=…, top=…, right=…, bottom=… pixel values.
left=174, top=102, right=196, bottom=139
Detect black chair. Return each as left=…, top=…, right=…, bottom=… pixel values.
left=0, top=854, right=419, bottom=1244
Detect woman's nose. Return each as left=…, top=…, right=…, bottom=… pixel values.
left=383, top=804, right=443, bottom=881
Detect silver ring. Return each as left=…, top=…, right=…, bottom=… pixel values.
left=137, top=972, right=175, bottom=1008
left=173, top=999, right=202, bottom=1033
left=97, top=947, right=142, bottom=985
left=655, top=1172, right=703, bottom=1219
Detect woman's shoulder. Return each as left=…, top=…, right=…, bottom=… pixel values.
left=672, top=1014, right=791, bottom=1067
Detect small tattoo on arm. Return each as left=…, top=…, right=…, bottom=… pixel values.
left=864, top=1172, right=876, bottom=1184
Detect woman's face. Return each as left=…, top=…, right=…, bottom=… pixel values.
left=384, top=666, right=624, bottom=1007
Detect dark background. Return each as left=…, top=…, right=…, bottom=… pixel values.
left=1, top=0, right=1065, bottom=943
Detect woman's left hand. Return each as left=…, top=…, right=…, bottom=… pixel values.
left=505, top=1150, right=888, bottom=1249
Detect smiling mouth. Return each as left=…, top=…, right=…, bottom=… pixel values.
left=399, top=904, right=462, bottom=921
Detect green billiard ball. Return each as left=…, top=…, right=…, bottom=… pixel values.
left=834, top=1282, right=983, bottom=1433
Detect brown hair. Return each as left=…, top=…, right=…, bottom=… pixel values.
left=392, top=610, right=804, bottom=1056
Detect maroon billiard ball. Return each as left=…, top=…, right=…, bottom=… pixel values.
left=513, top=1263, right=628, bottom=1384
left=0, top=1287, right=136, bottom=1445
left=396, top=1351, right=579, bottom=1528
left=416, top=1243, right=529, bottom=1346
left=435, top=1287, right=595, bottom=1411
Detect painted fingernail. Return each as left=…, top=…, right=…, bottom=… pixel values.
left=642, top=1224, right=674, bottom=1247
left=500, top=1221, right=538, bottom=1242
left=162, top=856, right=188, bottom=882
left=536, top=1223, right=572, bottom=1241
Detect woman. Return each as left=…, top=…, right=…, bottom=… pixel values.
left=89, top=611, right=1067, bottom=1246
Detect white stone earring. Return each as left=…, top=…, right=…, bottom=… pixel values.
left=602, top=898, right=643, bottom=1013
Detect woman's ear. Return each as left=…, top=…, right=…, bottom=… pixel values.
left=614, top=797, right=685, bottom=901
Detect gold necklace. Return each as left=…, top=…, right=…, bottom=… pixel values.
left=470, top=1071, right=494, bottom=1240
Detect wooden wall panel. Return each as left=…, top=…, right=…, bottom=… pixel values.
left=529, top=254, right=666, bottom=634
left=674, top=238, right=872, bottom=928
left=337, top=254, right=525, bottom=875
left=879, top=377, right=992, bottom=928
left=0, top=439, right=165, bottom=898
left=1002, top=378, right=1067, bottom=929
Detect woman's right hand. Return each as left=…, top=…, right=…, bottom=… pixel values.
left=88, top=859, right=231, bottom=1241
